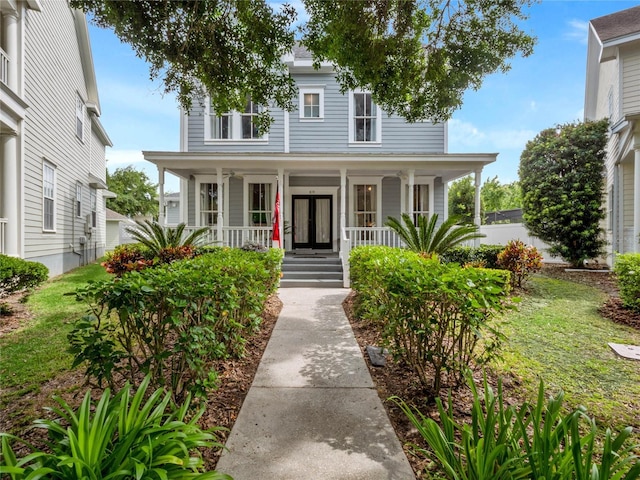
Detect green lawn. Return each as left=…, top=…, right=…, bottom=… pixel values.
left=493, top=274, right=640, bottom=431
left=0, top=262, right=109, bottom=396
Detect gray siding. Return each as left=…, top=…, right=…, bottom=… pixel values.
left=186, top=73, right=445, bottom=154
left=434, top=177, right=445, bottom=226
left=228, top=177, right=244, bottom=226
left=187, top=178, right=196, bottom=225
left=382, top=177, right=401, bottom=221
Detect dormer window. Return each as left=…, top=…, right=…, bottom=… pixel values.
left=205, top=96, right=267, bottom=143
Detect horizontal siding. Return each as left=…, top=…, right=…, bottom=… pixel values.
left=381, top=177, right=401, bottom=221
left=186, top=72, right=445, bottom=154
left=228, top=177, right=244, bottom=226
left=434, top=178, right=445, bottom=223
left=22, top=3, right=108, bottom=262
left=622, top=49, right=640, bottom=116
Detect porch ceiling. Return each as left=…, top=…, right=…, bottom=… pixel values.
left=143, top=151, right=498, bottom=183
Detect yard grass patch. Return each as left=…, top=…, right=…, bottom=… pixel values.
left=0, top=262, right=108, bottom=394
left=494, top=274, right=640, bottom=430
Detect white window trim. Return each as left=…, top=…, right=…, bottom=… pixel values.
left=242, top=175, right=277, bottom=227
left=204, top=97, right=269, bottom=145
left=298, top=85, right=325, bottom=121
left=348, top=176, right=383, bottom=227
left=195, top=175, right=229, bottom=227
left=43, top=160, right=56, bottom=232
left=348, top=89, right=382, bottom=147
left=76, top=93, right=85, bottom=142
left=76, top=182, right=83, bottom=217
left=90, top=187, right=97, bottom=228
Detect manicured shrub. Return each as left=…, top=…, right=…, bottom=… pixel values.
left=350, top=246, right=510, bottom=392
left=0, top=255, right=48, bottom=298
left=497, top=239, right=542, bottom=288
left=393, top=374, right=640, bottom=480
left=0, top=376, right=231, bottom=479
left=70, top=248, right=283, bottom=401
left=614, top=253, right=640, bottom=313
left=441, top=244, right=504, bottom=269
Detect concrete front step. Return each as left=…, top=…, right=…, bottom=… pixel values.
left=280, top=278, right=344, bottom=288
left=282, top=263, right=342, bottom=273
left=280, top=256, right=344, bottom=288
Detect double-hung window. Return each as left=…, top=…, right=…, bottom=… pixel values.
left=349, top=92, right=381, bottom=144
left=76, top=94, right=85, bottom=141
left=43, top=161, right=56, bottom=231
left=413, top=184, right=430, bottom=224
left=90, top=188, right=97, bottom=228
left=200, top=183, right=219, bottom=226
left=76, top=183, right=82, bottom=217
left=354, top=184, right=377, bottom=227
left=206, top=97, right=266, bottom=142
left=299, top=86, right=324, bottom=120
left=249, top=183, right=272, bottom=226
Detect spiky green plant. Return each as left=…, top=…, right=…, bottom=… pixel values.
left=385, top=213, right=485, bottom=256
left=0, top=376, right=231, bottom=479
left=125, top=220, right=211, bottom=256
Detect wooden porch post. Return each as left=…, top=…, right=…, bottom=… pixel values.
left=278, top=168, right=284, bottom=249
left=217, top=167, right=223, bottom=244
left=158, top=167, right=165, bottom=225
left=408, top=170, right=415, bottom=220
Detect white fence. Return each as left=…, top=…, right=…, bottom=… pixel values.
left=0, top=218, right=6, bottom=254
left=479, top=223, right=561, bottom=263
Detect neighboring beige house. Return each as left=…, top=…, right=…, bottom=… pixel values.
left=585, top=5, right=640, bottom=259
left=0, top=0, right=112, bottom=275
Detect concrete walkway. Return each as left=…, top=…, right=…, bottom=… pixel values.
left=215, top=288, right=415, bottom=480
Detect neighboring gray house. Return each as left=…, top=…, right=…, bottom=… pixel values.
left=0, top=0, right=112, bottom=275
left=163, top=192, right=181, bottom=226
left=585, top=5, right=640, bottom=259
left=144, top=46, right=495, bottom=260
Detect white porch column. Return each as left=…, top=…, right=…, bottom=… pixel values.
left=158, top=167, right=165, bottom=225
left=474, top=169, right=482, bottom=247
left=4, top=10, right=19, bottom=90
left=407, top=170, right=415, bottom=219
left=1, top=134, right=19, bottom=256
left=216, top=167, right=223, bottom=242
left=340, top=168, right=347, bottom=235
left=634, top=146, right=640, bottom=253
left=277, top=168, right=284, bottom=248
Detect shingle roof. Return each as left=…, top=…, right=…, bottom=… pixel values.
left=106, top=208, right=130, bottom=221
left=591, top=5, right=640, bottom=43
left=293, top=43, right=313, bottom=59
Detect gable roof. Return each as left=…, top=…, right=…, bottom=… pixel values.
left=591, top=5, right=640, bottom=42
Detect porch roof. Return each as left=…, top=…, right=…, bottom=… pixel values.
left=142, top=151, right=497, bottom=183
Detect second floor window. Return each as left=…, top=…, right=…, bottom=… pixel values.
left=299, top=86, right=325, bottom=120
left=206, top=97, right=266, bottom=142
left=76, top=183, right=82, bottom=217
left=350, top=92, right=381, bottom=144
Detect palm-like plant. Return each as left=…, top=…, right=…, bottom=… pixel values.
left=126, top=220, right=211, bottom=256
left=385, top=213, right=484, bottom=256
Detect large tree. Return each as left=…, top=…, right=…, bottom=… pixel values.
left=71, top=0, right=535, bottom=128
left=518, top=120, right=609, bottom=267
left=448, top=175, right=475, bottom=223
left=106, top=166, right=158, bottom=218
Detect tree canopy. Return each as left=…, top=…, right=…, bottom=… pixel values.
left=448, top=175, right=522, bottom=224
left=106, top=166, right=158, bottom=219
left=71, top=0, right=536, bottom=128
left=518, top=120, right=609, bottom=267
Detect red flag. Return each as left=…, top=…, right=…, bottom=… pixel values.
left=272, top=181, right=281, bottom=248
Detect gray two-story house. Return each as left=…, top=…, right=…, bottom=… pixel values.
left=143, top=46, right=496, bottom=272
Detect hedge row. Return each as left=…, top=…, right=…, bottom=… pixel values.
left=350, top=246, right=511, bottom=392
left=0, top=254, right=48, bottom=298
left=614, top=253, right=640, bottom=313
left=71, top=247, right=283, bottom=401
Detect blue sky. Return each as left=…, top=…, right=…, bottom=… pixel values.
left=89, top=0, right=640, bottom=193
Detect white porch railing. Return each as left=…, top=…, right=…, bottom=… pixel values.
left=0, top=218, right=6, bottom=254
left=0, top=48, right=8, bottom=87
left=183, top=226, right=274, bottom=249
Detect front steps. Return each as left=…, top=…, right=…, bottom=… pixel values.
left=280, top=253, right=344, bottom=288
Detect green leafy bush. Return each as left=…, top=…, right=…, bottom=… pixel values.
left=614, top=253, right=640, bottom=313
left=0, top=376, right=231, bottom=479
left=350, top=246, right=510, bottom=392
left=393, top=374, right=640, bottom=480
left=71, top=248, right=282, bottom=400
left=0, top=255, right=48, bottom=298
left=497, top=240, right=543, bottom=288
left=441, top=244, right=504, bottom=269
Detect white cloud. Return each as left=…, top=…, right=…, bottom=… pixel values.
left=100, top=79, right=179, bottom=119
left=106, top=149, right=181, bottom=192
left=106, top=149, right=146, bottom=167
left=530, top=100, right=537, bottom=111
left=564, top=19, right=589, bottom=44
left=448, top=119, right=536, bottom=152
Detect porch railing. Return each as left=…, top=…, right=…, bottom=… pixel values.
left=0, top=48, right=8, bottom=87
left=0, top=218, right=7, bottom=254
left=183, top=226, right=273, bottom=249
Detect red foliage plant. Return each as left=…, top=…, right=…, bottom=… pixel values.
left=497, top=240, right=543, bottom=288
